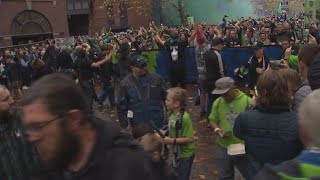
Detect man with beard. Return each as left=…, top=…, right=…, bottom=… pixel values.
left=224, top=29, right=241, bottom=47
left=0, top=85, right=39, bottom=180
left=21, top=74, right=163, bottom=180
left=275, top=22, right=294, bottom=44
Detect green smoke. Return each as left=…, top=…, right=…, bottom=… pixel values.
left=163, top=0, right=256, bottom=25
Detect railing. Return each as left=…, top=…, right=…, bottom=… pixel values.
left=128, top=46, right=283, bottom=82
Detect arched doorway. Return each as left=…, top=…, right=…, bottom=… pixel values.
left=11, top=10, right=53, bottom=45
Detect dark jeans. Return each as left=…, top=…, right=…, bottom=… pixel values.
left=98, top=81, right=116, bottom=107
left=178, top=155, right=194, bottom=180
left=80, top=80, right=95, bottom=112
left=216, top=145, right=248, bottom=180
left=21, top=70, right=31, bottom=87
left=170, top=65, right=186, bottom=88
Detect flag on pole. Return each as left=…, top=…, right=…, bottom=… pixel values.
left=278, top=2, right=282, bottom=14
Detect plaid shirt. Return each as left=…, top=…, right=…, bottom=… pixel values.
left=0, top=107, right=39, bottom=180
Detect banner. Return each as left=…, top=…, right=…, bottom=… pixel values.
left=54, top=37, right=76, bottom=48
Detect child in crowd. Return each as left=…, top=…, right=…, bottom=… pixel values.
left=163, top=87, right=196, bottom=180
left=131, top=123, right=155, bottom=140
left=138, top=133, right=178, bottom=180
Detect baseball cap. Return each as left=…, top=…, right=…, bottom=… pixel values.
left=252, top=41, right=264, bottom=50
left=131, top=55, right=149, bottom=67
left=212, top=77, right=235, bottom=94
left=211, top=37, right=224, bottom=46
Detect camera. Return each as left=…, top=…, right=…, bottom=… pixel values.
left=269, top=60, right=286, bottom=70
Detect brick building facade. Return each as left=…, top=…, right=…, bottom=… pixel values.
left=0, top=0, right=69, bottom=46
left=0, top=0, right=153, bottom=47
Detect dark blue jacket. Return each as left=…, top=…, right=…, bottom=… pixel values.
left=233, top=105, right=303, bottom=179
left=117, top=72, right=167, bottom=129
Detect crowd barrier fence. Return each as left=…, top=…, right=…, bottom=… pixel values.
left=137, top=46, right=284, bottom=83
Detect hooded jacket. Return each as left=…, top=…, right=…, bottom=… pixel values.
left=33, top=117, right=163, bottom=180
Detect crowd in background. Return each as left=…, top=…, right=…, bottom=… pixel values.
left=1, top=14, right=320, bottom=180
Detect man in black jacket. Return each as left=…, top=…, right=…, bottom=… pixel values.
left=42, top=40, right=57, bottom=75
left=21, top=74, right=161, bottom=180
left=5, top=55, right=22, bottom=99
left=247, top=41, right=270, bottom=90
left=203, top=38, right=225, bottom=124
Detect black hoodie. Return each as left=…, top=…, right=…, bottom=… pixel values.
left=33, top=117, right=164, bottom=180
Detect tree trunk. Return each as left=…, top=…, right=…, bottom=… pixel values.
left=178, top=0, right=186, bottom=25
left=159, top=0, right=164, bottom=24
left=88, top=0, right=95, bottom=36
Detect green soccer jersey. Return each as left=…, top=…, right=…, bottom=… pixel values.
left=169, top=111, right=196, bottom=158
left=209, top=90, right=251, bottom=148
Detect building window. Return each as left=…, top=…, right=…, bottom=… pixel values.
left=75, top=0, right=81, bottom=9
left=11, top=10, right=53, bottom=35
left=67, top=0, right=74, bottom=10
left=82, top=0, right=89, bottom=9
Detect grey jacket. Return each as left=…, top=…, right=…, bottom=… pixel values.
left=293, top=81, right=312, bottom=113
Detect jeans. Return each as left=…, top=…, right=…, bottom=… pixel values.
left=98, top=80, right=116, bottom=107
left=216, top=145, right=248, bottom=180
left=178, top=155, right=195, bottom=180
left=199, top=79, right=207, bottom=116
left=170, top=65, right=186, bottom=88
left=80, top=80, right=95, bottom=112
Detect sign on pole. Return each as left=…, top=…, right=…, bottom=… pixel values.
left=187, top=17, right=194, bottom=25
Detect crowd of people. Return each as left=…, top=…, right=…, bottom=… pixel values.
left=0, top=14, right=320, bottom=180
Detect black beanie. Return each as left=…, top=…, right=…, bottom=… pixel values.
left=308, top=57, right=320, bottom=91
